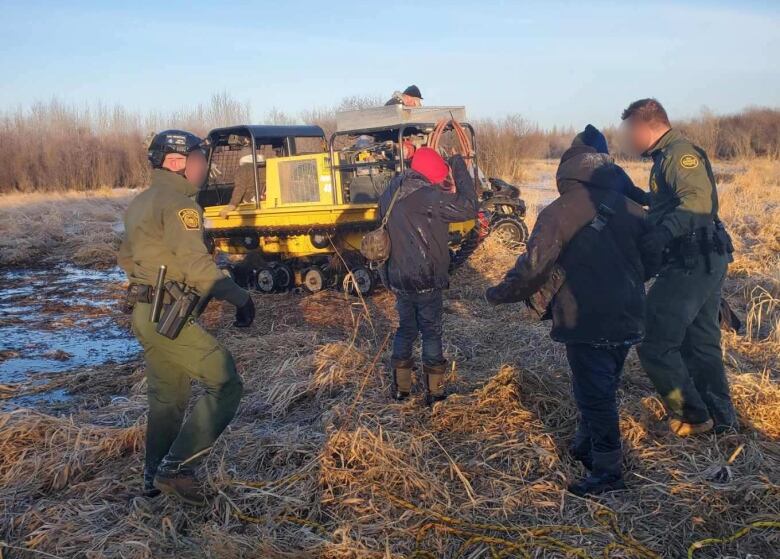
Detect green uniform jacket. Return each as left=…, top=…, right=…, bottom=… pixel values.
left=118, top=169, right=249, bottom=306
left=646, top=129, right=719, bottom=238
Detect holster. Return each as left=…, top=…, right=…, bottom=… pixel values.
left=713, top=219, right=735, bottom=263
left=155, top=282, right=201, bottom=340
left=669, top=222, right=726, bottom=273
left=678, top=231, right=701, bottom=271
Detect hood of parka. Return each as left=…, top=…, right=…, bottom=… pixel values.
left=555, top=147, right=625, bottom=196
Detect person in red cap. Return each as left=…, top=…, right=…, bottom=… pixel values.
left=378, top=147, right=478, bottom=405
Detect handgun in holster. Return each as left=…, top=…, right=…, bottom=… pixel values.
left=155, top=282, right=201, bottom=340
left=147, top=265, right=201, bottom=340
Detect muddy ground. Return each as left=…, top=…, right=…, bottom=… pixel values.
left=1, top=160, right=778, bottom=558
left=0, top=266, right=140, bottom=410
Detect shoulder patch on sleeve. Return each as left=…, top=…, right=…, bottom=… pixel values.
left=680, top=154, right=700, bottom=169
left=178, top=208, right=201, bottom=230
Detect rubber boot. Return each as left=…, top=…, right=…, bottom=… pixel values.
left=713, top=419, right=739, bottom=435
left=153, top=459, right=207, bottom=507
left=143, top=467, right=161, bottom=498
left=669, top=417, right=714, bottom=437
left=568, top=449, right=625, bottom=497
left=708, top=397, right=739, bottom=434
left=391, top=359, right=414, bottom=401
left=568, top=423, right=592, bottom=471
left=423, top=362, right=447, bottom=406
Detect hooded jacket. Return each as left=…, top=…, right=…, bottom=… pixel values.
left=379, top=155, right=478, bottom=292
left=486, top=143, right=651, bottom=345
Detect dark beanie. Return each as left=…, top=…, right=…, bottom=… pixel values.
left=572, top=124, right=609, bottom=154
left=403, top=85, right=423, bottom=99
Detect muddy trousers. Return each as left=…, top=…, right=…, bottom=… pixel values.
left=567, top=344, right=629, bottom=456
left=391, top=289, right=444, bottom=366
left=637, top=252, right=736, bottom=426
left=131, top=303, right=243, bottom=474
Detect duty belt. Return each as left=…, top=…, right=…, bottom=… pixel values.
left=127, top=283, right=157, bottom=304
left=665, top=219, right=734, bottom=272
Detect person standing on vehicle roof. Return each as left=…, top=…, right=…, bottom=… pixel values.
left=385, top=85, right=423, bottom=107
left=621, top=98, right=737, bottom=437
left=118, top=130, right=255, bottom=505
left=485, top=125, right=654, bottom=496
left=379, top=147, right=478, bottom=405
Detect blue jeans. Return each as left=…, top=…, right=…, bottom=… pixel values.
left=392, top=289, right=444, bottom=366
left=567, top=343, right=630, bottom=454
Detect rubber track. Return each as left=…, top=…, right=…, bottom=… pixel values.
left=210, top=223, right=483, bottom=269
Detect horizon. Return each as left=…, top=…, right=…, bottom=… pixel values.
left=1, top=93, right=778, bottom=134
left=1, top=1, right=778, bottom=129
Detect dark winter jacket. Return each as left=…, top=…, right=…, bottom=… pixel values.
left=486, top=146, right=652, bottom=345
left=379, top=155, right=478, bottom=292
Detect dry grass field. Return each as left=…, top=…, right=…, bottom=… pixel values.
left=1, top=159, right=779, bottom=558
left=0, top=189, right=135, bottom=269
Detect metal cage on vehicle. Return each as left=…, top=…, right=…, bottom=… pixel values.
left=200, top=125, right=326, bottom=209
left=328, top=105, right=482, bottom=203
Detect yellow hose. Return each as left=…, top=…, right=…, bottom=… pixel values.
left=229, top=478, right=779, bottom=558
left=687, top=519, right=780, bottom=559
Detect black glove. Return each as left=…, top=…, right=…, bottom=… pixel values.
left=234, top=296, right=255, bottom=328
left=640, top=226, right=674, bottom=258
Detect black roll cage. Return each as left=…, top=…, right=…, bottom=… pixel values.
left=327, top=122, right=480, bottom=201
left=205, top=124, right=326, bottom=209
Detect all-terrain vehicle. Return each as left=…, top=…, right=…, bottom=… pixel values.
left=197, top=105, right=527, bottom=295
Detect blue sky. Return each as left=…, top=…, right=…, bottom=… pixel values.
left=0, top=0, right=778, bottom=128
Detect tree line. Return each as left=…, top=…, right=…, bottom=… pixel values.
left=0, top=94, right=777, bottom=193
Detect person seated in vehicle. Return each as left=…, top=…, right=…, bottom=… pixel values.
left=380, top=147, right=477, bottom=405
left=220, top=154, right=265, bottom=217
left=485, top=125, right=655, bottom=497
left=385, top=85, right=423, bottom=107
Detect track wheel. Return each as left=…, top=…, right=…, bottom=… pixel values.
left=491, top=216, right=529, bottom=247
left=255, top=267, right=276, bottom=293
left=303, top=267, right=326, bottom=293
left=343, top=266, right=375, bottom=296
left=272, top=263, right=294, bottom=291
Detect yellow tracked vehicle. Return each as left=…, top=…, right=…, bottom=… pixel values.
left=198, top=106, right=527, bottom=294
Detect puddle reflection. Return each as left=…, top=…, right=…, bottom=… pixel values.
left=0, top=265, right=140, bottom=383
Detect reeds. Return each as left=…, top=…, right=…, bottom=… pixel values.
left=1, top=98, right=777, bottom=193
left=0, top=161, right=779, bottom=558
left=0, top=189, right=133, bottom=268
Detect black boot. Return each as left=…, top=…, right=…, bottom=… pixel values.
left=391, top=358, right=414, bottom=401
left=568, top=423, right=593, bottom=471
left=143, top=467, right=161, bottom=498
left=708, top=395, right=739, bottom=434
left=568, top=449, right=625, bottom=497
left=423, top=362, right=447, bottom=406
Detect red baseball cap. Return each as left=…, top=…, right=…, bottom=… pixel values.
left=410, top=147, right=449, bottom=185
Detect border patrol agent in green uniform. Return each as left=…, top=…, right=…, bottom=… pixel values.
left=620, top=99, right=737, bottom=437
left=118, top=130, right=256, bottom=505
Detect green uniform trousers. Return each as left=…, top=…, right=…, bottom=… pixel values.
left=637, top=251, right=736, bottom=426
left=131, top=303, right=243, bottom=473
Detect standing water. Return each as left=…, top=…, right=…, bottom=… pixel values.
left=0, top=265, right=141, bottom=388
